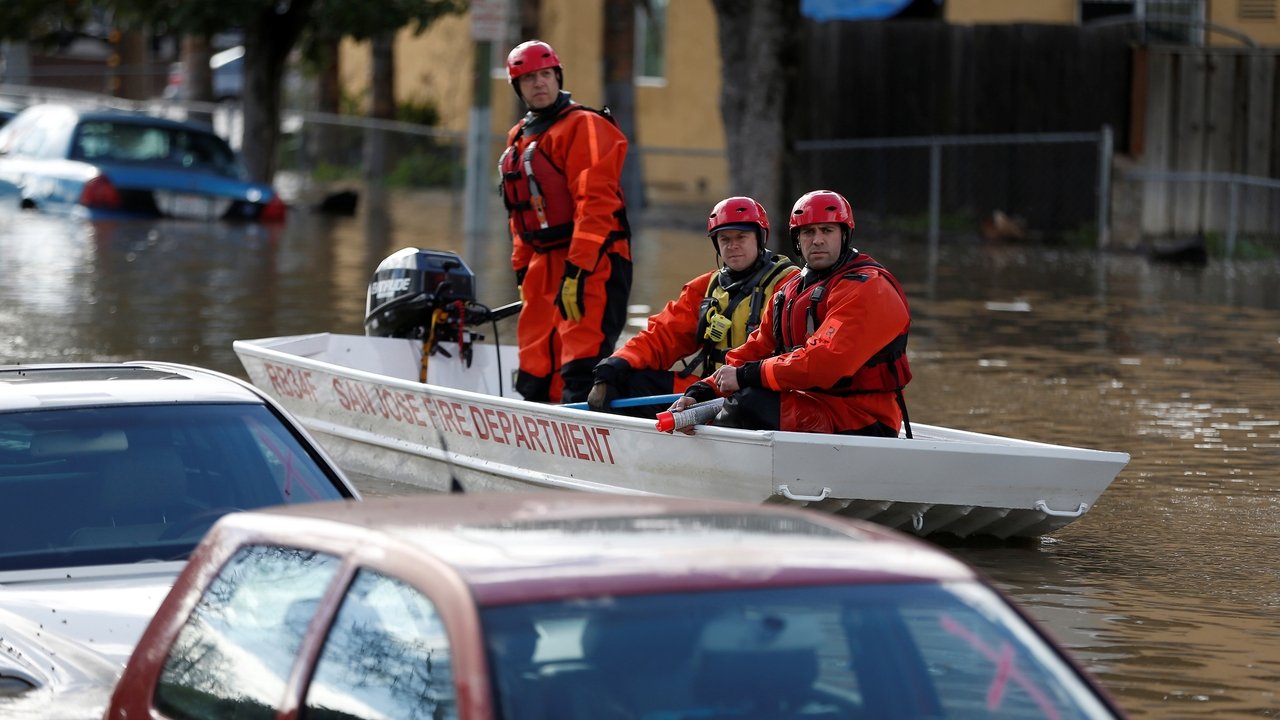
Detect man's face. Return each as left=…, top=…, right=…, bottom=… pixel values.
left=517, top=68, right=559, bottom=110
left=796, top=223, right=843, bottom=271
left=714, top=229, right=761, bottom=272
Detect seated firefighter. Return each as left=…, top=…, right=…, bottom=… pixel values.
left=587, top=197, right=798, bottom=414
left=671, top=189, right=913, bottom=437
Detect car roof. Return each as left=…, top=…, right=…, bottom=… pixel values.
left=0, top=362, right=266, bottom=410
left=15, top=103, right=217, bottom=134
left=222, top=493, right=978, bottom=605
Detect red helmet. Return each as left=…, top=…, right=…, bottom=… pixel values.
left=706, top=196, right=769, bottom=252
left=507, top=40, right=561, bottom=81
left=788, top=190, right=855, bottom=254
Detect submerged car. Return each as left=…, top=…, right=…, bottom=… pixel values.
left=0, top=98, right=22, bottom=128
left=0, top=103, right=286, bottom=222
left=107, top=493, right=1125, bottom=719
left=0, top=362, right=359, bottom=717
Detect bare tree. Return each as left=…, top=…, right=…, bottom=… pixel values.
left=711, top=0, right=800, bottom=247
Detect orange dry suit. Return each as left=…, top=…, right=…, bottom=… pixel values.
left=597, top=253, right=798, bottom=402
left=501, top=91, right=632, bottom=404
left=690, top=250, right=912, bottom=436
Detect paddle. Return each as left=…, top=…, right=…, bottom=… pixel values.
left=562, top=393, right=682, bottom=411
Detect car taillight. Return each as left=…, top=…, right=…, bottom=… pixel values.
left=80, top=175, right=120, bottom=209
left=260, top=194, right=287, bottom=223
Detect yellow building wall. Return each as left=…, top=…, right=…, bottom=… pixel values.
left=1212, top=0, right=1280, bottom=46
left=945, top=0, right=1075, bottom=24
left=338, top=14, right=476, bottom=132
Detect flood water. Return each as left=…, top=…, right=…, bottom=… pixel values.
left=1, top=189, right=1277, bottom=717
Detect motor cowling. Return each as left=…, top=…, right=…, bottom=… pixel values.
left=364, top=248, right=477, bottom=338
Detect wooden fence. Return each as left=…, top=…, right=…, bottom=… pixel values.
left=788, top=21, right=1134, bottom=238
left=1134, top=47, right=1280, bottom=237
left=788, top=21, right=1280, bottom=243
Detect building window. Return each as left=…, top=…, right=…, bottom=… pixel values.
left=637, top=0, right=667, bottom=82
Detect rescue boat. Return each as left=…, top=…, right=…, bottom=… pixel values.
left=233, top=249, right=1129, bottom=540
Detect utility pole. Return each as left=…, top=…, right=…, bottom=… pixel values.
left=463, top=0, right=509, bottom=266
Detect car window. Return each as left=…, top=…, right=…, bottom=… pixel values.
left=153, top=545, right=341, bottom=719
left=69, top=121, right=242, bottom=177
left=0, top=403, right=349, bottom=571
left=302, top=569, right=457, bottom=720
left=481, top=582, right=1117, bottom=720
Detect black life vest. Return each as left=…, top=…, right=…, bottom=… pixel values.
left=499, top=104, right=618, bottom=252
left=771, top=253, right=913, bottom=395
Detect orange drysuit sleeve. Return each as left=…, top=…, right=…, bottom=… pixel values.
left=614, top=271, right=713, bottom=371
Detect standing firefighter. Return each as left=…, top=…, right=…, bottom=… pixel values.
left=499, top=40, right=633, bottom=404
left=588, top=197, right=797, bottom=413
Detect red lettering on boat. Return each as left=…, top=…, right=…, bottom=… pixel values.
left=264, top=362, right=317, bottom=401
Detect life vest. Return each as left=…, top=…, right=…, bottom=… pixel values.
left=499, top=104, right=619, bottom=252
left=771, top=253, right=912, bottom=395
left=682, top=254, right=796, bottom=377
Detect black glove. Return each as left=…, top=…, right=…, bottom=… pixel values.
left=683, top=380, right=717, bottom=404
left=736, top=360, right=762, bottom=388
left=588, top=357, right=631, bottom=412
left=515, top=267, right=527, bottom=302
left=555, top=261, right=588, bottom=322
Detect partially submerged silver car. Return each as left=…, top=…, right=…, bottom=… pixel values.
left=0, top=362, right=360, bottom=717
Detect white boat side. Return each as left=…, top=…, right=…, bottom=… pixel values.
left=234, top=333, right=1130, bottom=539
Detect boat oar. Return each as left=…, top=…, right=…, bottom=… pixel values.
left=561, top=393, right=681, bottom=412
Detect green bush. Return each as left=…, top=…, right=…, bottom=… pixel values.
left=386, top=152, right=458, bottom=188
left=396, top=97, right=441, bottom=127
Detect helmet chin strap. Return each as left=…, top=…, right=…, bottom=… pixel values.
left=841, top=228, right=856, bottom=255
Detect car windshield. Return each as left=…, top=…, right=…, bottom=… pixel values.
left=69, top=121, right=243, bottom=178
left=483, top=582, right=1117, bottom=720
left=0, top=403, right=348, bottom=571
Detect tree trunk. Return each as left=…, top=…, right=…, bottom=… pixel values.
left=311, top=36, right=342, bottom=170
left=180, top=35, right=214, bottom=127
left=603, top=0, right=645, bottom=214
left=116, top=30, right=150, bottom=101
left=364, top=31, right=396, bottom=185
left=315, top=37, right=341, bottom=115
left=712, top=0, right=800, bottom=250
left=241, top=0, right=314, bottom=184
left=181, top=35, right=213, bottom=103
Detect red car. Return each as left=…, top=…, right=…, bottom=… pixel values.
left=106, top=493, right=1125, bottom=719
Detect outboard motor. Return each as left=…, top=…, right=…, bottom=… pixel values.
left=364, top=248, right=477, bottom=339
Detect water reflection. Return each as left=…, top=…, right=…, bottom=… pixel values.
left=1, top=197, right=1278, bottom=717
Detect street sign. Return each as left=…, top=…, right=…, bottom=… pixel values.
left=471, top=0, right=508, bottom=42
